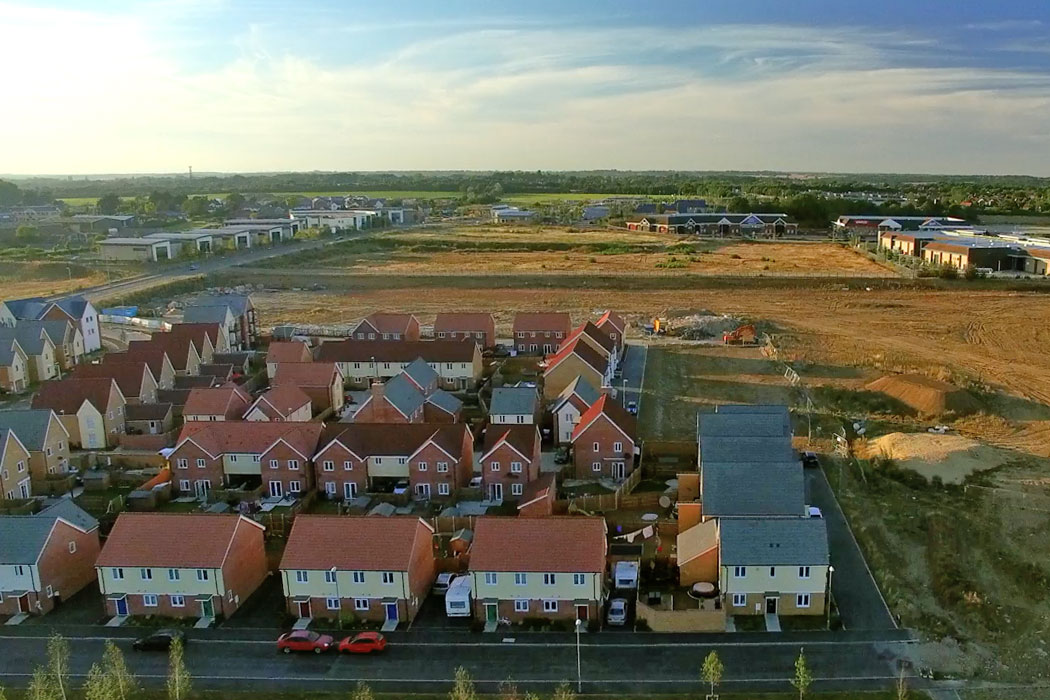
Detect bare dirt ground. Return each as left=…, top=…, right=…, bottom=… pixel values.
left=0, top=262, right=109, bottom=299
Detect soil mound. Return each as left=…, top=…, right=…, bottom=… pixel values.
left=865, top=374, right=980, bottom=416
left=864, top=432, right=1009, bottom=484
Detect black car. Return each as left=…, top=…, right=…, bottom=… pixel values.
left=802, top=451, right=820, bottom=469
left=133, top=629, right=185, bottom=652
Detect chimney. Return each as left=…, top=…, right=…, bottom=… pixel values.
left=370, top=381, right=385, bottom=400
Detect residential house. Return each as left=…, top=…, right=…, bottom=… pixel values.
left=719, top=518, right=829, bottom=617
left=559, top=322, right=618, bottom=369
left=512, top=313, right=572, bottom=354
left=32, top=320, right=84, bottom=370
left=542, top=338, right=611, bottom=401
left=551, top=376, right=600, bottom=444
left=489, top=386, right=539, bottom=425
left=570, top=394, right=637, bottom=481
left=0, top=500, right=101, bottom=615
left=0, top=326, right=58, bottom=383
left=433, top=313, right=496, bottom=348
left=0, top=429, right=32, bottom=499
left=313, top=423, right=474, bottom=502
left=594, top=311, right=626, bottom=351
left=125, top=403, right=174, bottom=435
left=625, top=212, right=797, bottom=237
left=6, top=296, right=101, bottom=355
left=183, top=294, right=256, bottom=349
left=468, top=517, right=608, bottom=624
left=31, top=378, right=126, bottom=449
left=127, top=336, right=201, bottom=376
left=103, top=348, right=176, bottom=390
left=517, top=473, right=556, bottom=517
left=350, top=374, right=462, bottom=424
left=279, top=516, right=436, bottom=625
left=95, top=513, right=267, bottom=620
left=699, top=461, right=805, bottom=520
left=272, top=362, right=344, bottom=414
left=0, top=410, right=71, bottom=483
left=0, top=302, right=14, bottom=327
left=243, top=385, right=312, bottom=422
left=183, top=386, right=252, bottom=422
left=266, top=341, right=312, bottom=378
left=316, top=341, right=482, bottom=391
left=352, top=313, right=421, bottom=341
left=169, top=422, right=325, bottom=499
left=480, top=425, right=541, bottom=503
left=0, top=337, right=29, bottom=392
left=170, top=322, right=231, bottom=360
left=212, top=351, right=251, bottom=375
left=70, top=361, right=158, bottom=404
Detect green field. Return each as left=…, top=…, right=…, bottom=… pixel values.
left=57, top=191, right=648, bottom=207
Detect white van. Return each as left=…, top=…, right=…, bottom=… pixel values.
left=445, top=575, right=472, bottom=617
left=614, top=561, right=639, bottom=590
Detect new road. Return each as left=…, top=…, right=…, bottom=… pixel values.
left=0, top=627, right=914, bottom=695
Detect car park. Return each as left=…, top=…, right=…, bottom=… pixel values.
left=133, top=629, right=185, bottom=652
left=338, top=632, right=387, bottom=654
left=277, top=630, right=334, bottom=654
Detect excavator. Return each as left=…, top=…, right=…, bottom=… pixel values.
left=722, top=324, right=757, bottom=345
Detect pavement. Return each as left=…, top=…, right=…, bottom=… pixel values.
left=805, top=467, right=897, bottom=630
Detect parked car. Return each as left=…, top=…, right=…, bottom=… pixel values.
left=277, top=630, right=334, bottom=654
left=133, top=629, right=185, bottom=652
left=626, top=401, right=638, bottom=415
left=434, top=572, right=461, bottom=595
left=808, top=506, right=823, bottom=519
left=801, top=451, right=820, bottom=469
left=554, top=447, right=569, bottom=465
left=338, top=632, right=387, bottom=654
left=188, top=264, right=200, bottom=271
left=607, top=598, right=628, bottom=626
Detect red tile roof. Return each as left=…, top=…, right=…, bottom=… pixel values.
left=184, top=386, right=251, bottom=418
left=280, top=516, right=434, bottom=571
left=70, top=362, right=152, bottom=398
left=469, top=517, right=607, bottom=573
left=95, top=513, right=263, bottom=568
left=360, top=313, right=418, bottom=335
left=482, top=425, right=539, bottom=461
left=273, top=362, right=340, bottom=387
left=513, top=312, right=572, bottom=334
left=169, top=323, right=223, bottom=352
left=433, top=313, right=494, bottom=333
left=571, top=393, right=636, bottom=442
left=316, top=340, right=476, bottom=363
left=176, top=421, right=324, bottom=459
left=517, top=473, right=556, bottom=510
left=103, top=347, right=172, bottom=380
left=248, top=385, right=311, bottom=419
left=596, top=310, right=625, bottom=335
left=317, top=423, right=470, bottom=460
left=32, top=377, right=121, bottom=415
left=266, top=341, right=312, bottom=365
left=560, top=322, right=614, bottom=356
left=544, top=337, right=608, bottom=376
left=127, top=336, right=197, bottom=371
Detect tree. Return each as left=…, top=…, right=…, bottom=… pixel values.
left=101, top=641, right=137, bottom=700
left=896, top=665, right=909, bottom=700
left=791, top=648, right=812, bottom=700
left=166, top=636, right=191, bottom=700
left=350, top=681, right=375, bottom=700
left=97, top=194, right=121, bottom=215
left=15, top=224, right=39, bottom=243
left=497, top=681, right=520, bottom=700
left=224, top=192, right=246, bottom=213
left=449, top=667, right=477, bottom=700
left=551, top=684, right=576, bottom=700
left=27, top=667, right=55, bottom=700
left=184, top=196, right=210, bottom=218
left=701, top=650, right=724, bottom=697
left=47, top=634, right=71, bottom=700
left=83, top=663, right=114, bottom=700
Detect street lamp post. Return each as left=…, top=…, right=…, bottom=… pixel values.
left=575, top=618, right=583, bottom=693
left=331, top=566, right=341, bottom=630
left=826, top=565, right=835, bottom=629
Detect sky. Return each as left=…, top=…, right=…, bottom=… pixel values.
left=3, top=0, right=1050, bottom=176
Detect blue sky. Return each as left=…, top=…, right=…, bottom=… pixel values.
left=3, top=0, right=1049, bottom=175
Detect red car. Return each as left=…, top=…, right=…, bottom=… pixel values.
left=338, top=632, right=388, bottom=654
left=277, top=630, right=335, bottom=654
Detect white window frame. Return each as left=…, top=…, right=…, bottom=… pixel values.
left=140, top=568, right=152, bottom=581
left=417, top=461, right=428, bottom=472
left=798, top=566, right=811, bottom=579
left=438, top=482, right=450, bottom=495
left=168, top=568, right=180, bottom=581
left=733, top=566, right=746, bottom=578
left=323, top=460, right=334, bottom=472
left=511, top=483, right=523, bottom=496
left=324, top=570, right=337, bottom=584
left=796, top=593, right=811, bottom=609
left=344, top=461, right=353, bottom=471
left=176, top=458, right=188, bottom=469
left=510, top=461, right=522, bottom=473
left=484, top=572, right=498, bottom=585
left=111, top=567, right=124, bottom=580
left=514, top=573, right=527, bottom=586
left=437, top=462, right=448, bottom=472
left=326, top=597, right=340, bottom=611
left=269, top=459, right=279, bottom=469
left=143, top=594, right=158, bottom=608
left=288, top=459, right=300, bottom=471
left=381, top=572, right=395, bottom=585
left=543, top=573, right=556, bottom=586
left=289, top=480, right=301, bottom=493
left=196, top=569, right=209, bottom=581
left=354, top=598, right=369, bottom=611
left=514, top=599, right=529, bottom=613
left=542, top=599, right=558, bottom=613
left=592, top=442, right=600, bottom=452
left=732, top=593, right=746, bottom=607
left=592, top=462, right=601, bottom=472
left=613, top=441, right=623, bottom=453
left=352, top=571, right=365, bottom=584
left=68, top=541, right=77, bottom=554
left=195, top=458, right=205, bottom=468
left=573, top=573, right=585, bottom=585
left=171, top=594, right=185, bottom=608
left=490, top=461, right=499, bottom=472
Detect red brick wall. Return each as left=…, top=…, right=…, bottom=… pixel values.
left=422, top=403, right=459, bottom=423
left=480, top=442, right=539, bottom=501
left=353, top=395, right=417, bottom=423
left=513, top=329, right=566, bottom=354
left=219, top=521, right=268, bottom=617
left=473, top=598, right=598, bottom=623
left=35, top=522, right=101, bottom=613
left=313, top=444, right=367, bottom=498
left=301, top=385, right=332, bottom=411
left=170, top=442, right=224, bottom=494
left=261, top=442, right=313, bottom=496
left=285, top=595, right=410, bottom=623
left=573, top=417, right=634, bottom=480
left=104, top=592, right=219, bottom=619
left=410, top=443, right=459, bottom=500
left=406, top=524, right=437, bottom=601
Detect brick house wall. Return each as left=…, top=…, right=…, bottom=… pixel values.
left=261, top=442, right=313, bottom=497
left=313, top=443, right=368, bottom=499
left=573, top=417, right=634, bottom=480
left=287, top=595, right=410, bottom=623
left=353, top=393, right=420, bottom=423
left=170, top=442, right=224, bottom=494
left=473, top=598, right=599, bottom=623
left=407, top=527, right=437, bottom=602
left=422, top=402, right=458, bottom=423
left=219, top=522, right=268, bottom=617
left=104, top=592, right=222, bottom=619
left=409, top=442, right=460, bottom=500
left=481, top=439, right=540, bottom=501
left=514, top=329, right=566, bottom=354
left=34, top=522, right=101, bottom=614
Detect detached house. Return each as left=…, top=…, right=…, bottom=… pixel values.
left=542, top=338, right=611, bottom=400
left=183, top=385, right=252, bottom=422
left=434, top=313, right=496, bottom=348
left=0, top=337, right=28, bottom=392
left=353, top=313, right=421, bottom=341
left=0, top=409, right=71, bottom=483
left=266, top=341, right=312, bottom=378
left=70, top=361, right=158, bottom=404
left=480, top=425, right=542, bottom=503
left=279, top=516, right=436, bottom=627
left=243, top=385, right=312, bottom=422
left=0, top=500, right=100, bottom=616
left=31, top=378, right=126, bottom=449
left=559, top=322, right=618, bottom=371
left=571, top=394, right=637, bottom=481
left=513, top=312, right=572, bottom=354
left=551, top=376, right=600, bottom=444
left=272, top=362, right=344, bottom=413
left=595, top=311, right=626, bottom=351
left=0, top=429, right=32, bottom=500
left=95, top=513, right=267, bottom=621
left=104, top=348, right=176, bottom=390
left=469, top=517, right=608, bottom=625
left=7, top=296, right=101, bottom=354
left=316, top=341, right=482, bottom=390
left=489, top=386, right=539, bottom=425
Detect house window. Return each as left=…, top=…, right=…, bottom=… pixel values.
left=514, top=599, right=529, bottom=613
left=397, top=457, right=407, bottom=465
left=196, top=458, right=205, bottom=468
left=381, top=572, right=395, bottom=584
left=143, top=594, right=158, bottom=608
left=438, top=332, right=446, bottom=338
left=798, top=566, right=811, bottom=579
left=354, top=599, right=369, bottom=611
left=417, top=461, right=428, bottom=472
left=269, top=459, right=278, bottom=469
left=592, top=462, right=601, bottom=472
left=796, top=594, right=811, bottom=609
left=289, top=481, right=301, bottom=493
left=484, top=573, right=498, bottom=585
left=732, top=593, right=746, bottom=607
left=229, top=455, right=237, bottom=462
left=733, top=566, right=746, bottom=578
left=296, top=570, right=308, bottom=583
left=573, top=574, right=585, bottom=585
left=140, top=568, right=152, bottom=581
left=543, top=573, right=556, bottom=585
left=168, top=569, right=180, bottom=581
left=490, top=461, right=499, bottom=472
left=515, top=573, right=527, bottom=586
left=324, top=570, right=337, bottom=584
left=437, top=462, right=448, bottom=472
left=196, top=569, right=209, bottom=581
left=516, top=415, right=524, bottom=424
left=511, top=483, right=523, bottom=496
left=438, top=483, right=450, bottom=496
left=516, top=332, right=524, bottom=338
left=111, top=567, right=124, bottom=580
left=326, top=597, right=340, bottom=611
left=592, top=442, right=599, bottom=452
left=344, top=461, right=353, bottom=471
left=352, top=571, right=365, bottom=583
left=323, top=460, right=334, bottom=471
left=288, top=459, right=299, bottom=470
left=179, top=479, right=190, bottom=492
left=368, top=333, right=375, bottom=340
left=68, top=541, right=77, bottom=554
left=613, top=441, right=623, bottom=453
left=46, top=447, right=53, bottom=457
left=510, top=461, right=522, bottom=473
left=543, top=600, right=558, bottom=613
left=769, top=567, right=776, bottom=577
left=171, top=595, right=185, bottom=608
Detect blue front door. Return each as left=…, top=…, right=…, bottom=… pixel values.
left=384, top=603, right=398, bottom=622
left=115, top=598, right=128, bottom=616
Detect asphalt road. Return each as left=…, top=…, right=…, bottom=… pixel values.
left=618, top=340, right=647, bottom=411
left=0, top=629, right=912, bottom=694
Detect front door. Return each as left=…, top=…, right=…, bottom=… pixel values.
left=18, top=479, right=30, bottom=499
left=765, top=597, right=778, bottom=615
left=194, top=480, right=210, bottom=499
left=296, top=599, right=311, bottom=618
left=16, top=593, right=30, bottom=614
left=115, top=597, right=128, bottom=616
left=200, top=598, right=214, bottom=618
left=611, top=462, right=626, bottom=480
left=489, top=483, right=503, bottom=502
left=415, top=483, right=431, bottom=500
left=344, top=482, right=357, bottom=500
left=485, top=603, right=498, bottom=623
left=269, top=480, right=283, bottom=498
left=576, top=604, right=589, bottom=622
left=384, top=602, right=398, bottom=623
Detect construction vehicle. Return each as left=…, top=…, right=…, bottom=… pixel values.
left=642, top=318, right=668, bottom=336
left=722, top=324, right=757, bottom=345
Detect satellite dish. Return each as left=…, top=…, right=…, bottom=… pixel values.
left=857, top=427, right=866, bottom=435
left=659, top=495, right=671, bottom=509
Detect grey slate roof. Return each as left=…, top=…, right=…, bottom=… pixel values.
left=699, top=436, right=795, bottom=463
left=427, top=389, right=462, bottom=415
left=6, top=297, right=48, bottom=320
left=402, top=357, right=438, bottom=388
left=37, top=499, right=99, bottom=531
left=698, top=412, right=790, bottom=438
left=52, top=297, right=90, bottom=319
left=719, top=518, right=829, bottom=566
left=701, top=461, right=805, bottom=517
left=490, top=387, right=538, bottom=416
left=183, top=306, right=232, bottom=324
left=0, top=500, right=97, bottom=564
left=564, top=376, right=601, bottom=406
left=713, top=404, right=791, bottom=416
left=189, top=294, right=250, bottom=316
left=0, top=326, right=49, bottom=355
left=0, top=338, right=23, bottom=366
left=0, top=409, right=57, bottom=451
left=383, top=374, right=425, bottom=417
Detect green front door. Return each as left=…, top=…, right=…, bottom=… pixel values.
left=201, top=598, right=214, bottom=618
left=485, top=603, right=498, bottom=623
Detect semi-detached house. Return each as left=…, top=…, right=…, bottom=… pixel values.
left=480, top=425, right=541, bottom=503
left=433, top=313, right=496, bottom=348
left=316, top=340, right=482, bottom=391
left=70, top=361, right=158, bottom=405
left=542, top=338, right=612, bottom=401
left=512, top=312, right=572, bottom=354
left=352, top=313, right=421, bottom=341
left=0, top=429, right=32, bottom=500
left=31, top=377, right=126, bottom=449
left=0, top=409, right=71, bottom=484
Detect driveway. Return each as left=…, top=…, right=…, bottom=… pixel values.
left=805, top=468, right=896, bottom=630
left=617, top=341, right=647, bottom=412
